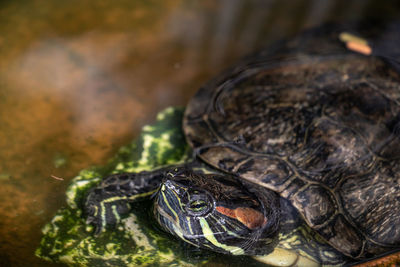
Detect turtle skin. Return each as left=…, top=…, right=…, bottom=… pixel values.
left=183, top=31, right=400, bottom=259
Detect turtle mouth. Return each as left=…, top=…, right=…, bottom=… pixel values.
left=153, top=181, right=188, bottom=235
left=153, top=188, right=199, bottom=242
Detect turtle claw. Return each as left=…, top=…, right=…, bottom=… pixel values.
left=85, top=209, right=105, bottom=235
left=83, top=171, right=163, bottom=235
left=85, top=213, right=102, bottom=231
left=93, top=222, right=105, bottom=236
left=84, top=202, right=105, bottom=234
left=84, top=188, right=110, bottom=234
left=85, top=216, right=94, bottom=225
left=84, top=187, right=132, bottom=235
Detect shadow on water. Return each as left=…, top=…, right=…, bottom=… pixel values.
left=0, top=0, right=400, bottom=266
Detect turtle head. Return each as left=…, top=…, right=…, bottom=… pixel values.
left=153, top=168, right=280, bottom=255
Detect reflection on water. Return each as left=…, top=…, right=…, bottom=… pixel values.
left=0, top=0, right=399, bottom=266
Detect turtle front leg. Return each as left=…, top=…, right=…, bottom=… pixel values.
left=85, top=169, right=167, bottom=234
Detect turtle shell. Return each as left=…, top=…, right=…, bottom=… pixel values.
left=183, top=29, right=400, bottom=259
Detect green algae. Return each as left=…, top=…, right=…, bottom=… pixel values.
left=36, top=107, right=210, bottom=266
left=34, top=106, right=347, bottom=267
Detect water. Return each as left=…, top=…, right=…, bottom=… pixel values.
left=1, top=0, right=400, bottom=266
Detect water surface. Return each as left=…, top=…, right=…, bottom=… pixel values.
left=1, top=0, right=400, bottom=266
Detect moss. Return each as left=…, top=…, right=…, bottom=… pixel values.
left=36, top=107, right=211, bottom=266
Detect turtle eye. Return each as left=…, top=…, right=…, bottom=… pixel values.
left=185, top=194, right=213, bottom=216
left=188, top=200, right=207, bottom=212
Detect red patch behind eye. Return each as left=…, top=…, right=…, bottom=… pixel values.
left=216, top=206, right=267, bottom=229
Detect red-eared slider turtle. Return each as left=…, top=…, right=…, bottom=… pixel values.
left=84, top=27, right=400, bottom=265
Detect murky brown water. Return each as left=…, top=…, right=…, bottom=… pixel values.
left=1, top=0, right=400, bottom=266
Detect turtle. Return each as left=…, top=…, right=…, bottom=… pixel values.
left=84, top=27, right=400, bottom=266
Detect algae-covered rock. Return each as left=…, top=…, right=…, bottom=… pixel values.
left=33, top=107, right=349, bottom=267
left=36, top=107, right=211, bottom=267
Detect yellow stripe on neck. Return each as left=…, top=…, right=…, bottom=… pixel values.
left=199, top=218, right=245, bottom=255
